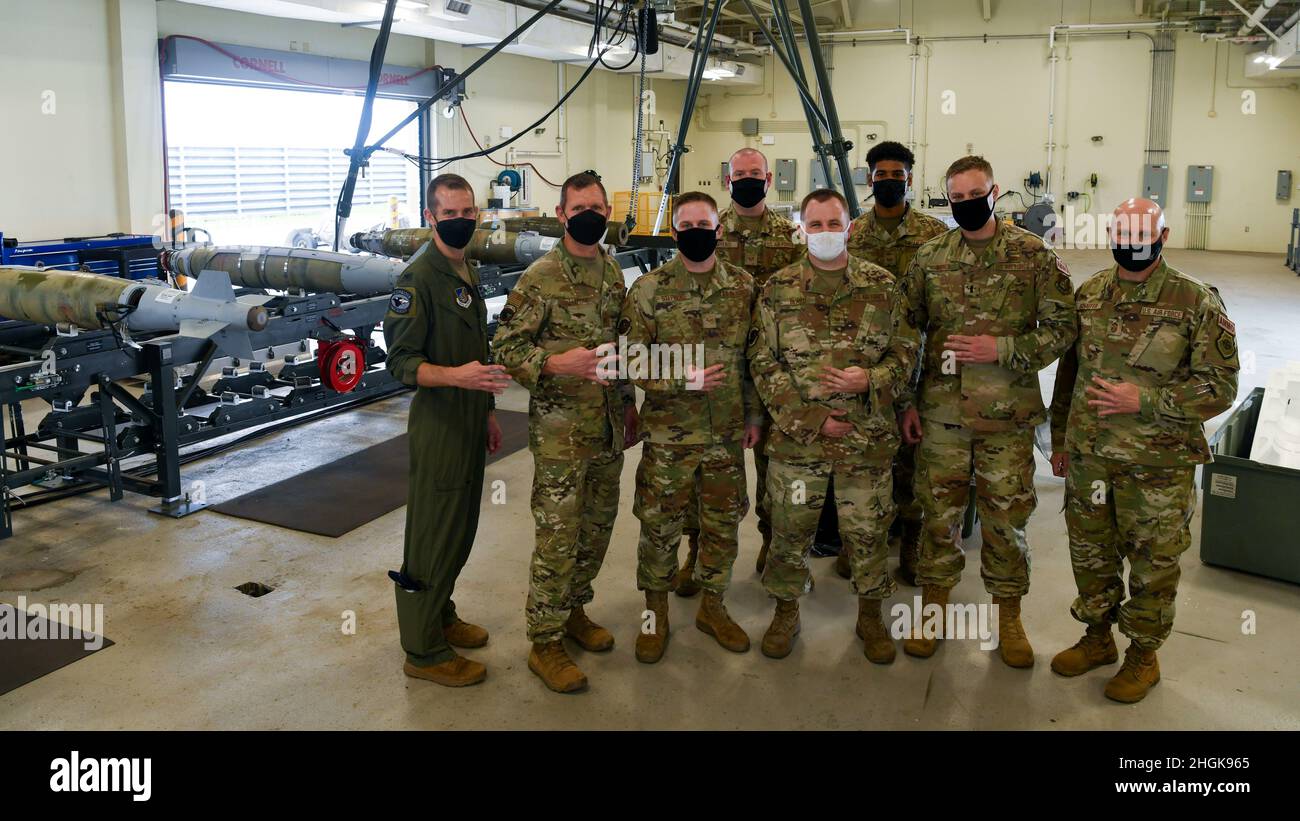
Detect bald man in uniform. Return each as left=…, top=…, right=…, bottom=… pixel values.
left=1049, top=198, right=1239, bottom=703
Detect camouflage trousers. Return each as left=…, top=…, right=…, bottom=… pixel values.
left=525, top=448, right=624, bottom=643
left=684, top=416, right=772, bottom=542
left=634, top=441, right=748, bottom=594
left=763, top=455, right=896, bottom=600
left=1065, top=453, right=1195, bottom=651
left=914, top=422, right=1036, bottom=596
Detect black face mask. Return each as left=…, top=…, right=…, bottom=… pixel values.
left=675, top=227, right=718, bottom=263
left=434, top=217, right=476, bottom=250
left=564, top=209, right=609, bottom=246
left=951, top=192, right=995, bottom=232
left=872, top=179, right=907, bottom=208
left=730, top=177, right=767, bottom=209
left=1112, top=238, right=1163, bottom=272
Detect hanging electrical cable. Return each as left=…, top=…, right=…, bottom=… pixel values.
left=626, top=3, right=650, bottom=229
left=383, top=0, right=638, bottom=173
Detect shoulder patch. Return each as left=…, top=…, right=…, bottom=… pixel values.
left=1216, top=329, right=1237, bottom=360
left=1055, top=256, right=1070, bottom=275
left=746, top=327, right=760, bottom=348
left=1217, top=314, right=1236, bottom=335
left=616, top=316, right=632, bottom=335
left=388, top=288, right=413, bottom=315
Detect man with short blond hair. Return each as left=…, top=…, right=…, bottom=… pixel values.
left=898, top=156, right=1077, bottom=668
left=749, top=188, right=919, bottom=662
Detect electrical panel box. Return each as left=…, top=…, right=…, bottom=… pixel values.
left=1187, top=165, right=1214, bottom=203
left=1278, top=170, right=1293, bottom=201
left=720, top=161, right=729, bottom=185
left=811, top=161, right=870, bottom=191
left=1142, top=164, right=1169, bottom=204
left=775, top=159, right=796, bottom=192
left=741, top=118, right=760, bottom=136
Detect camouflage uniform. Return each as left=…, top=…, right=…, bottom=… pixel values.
left=1050, top=259, right=1239, bottom=650
left=847, top=206, right=950, bottom=555
left=688, top=205, right=807, bottom=543
left=748, top=256, right=920, bottom=599
left=621, top=256, right=760, bottom=593
left=492, top=242, right=632, bottom=644
left=899, top=222, right=1077, bottom=596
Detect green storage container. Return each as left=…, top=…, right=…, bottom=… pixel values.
left=1200, top=387, right=1300, bottom=584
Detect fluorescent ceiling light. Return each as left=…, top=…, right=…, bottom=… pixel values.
left=703, top=61, right=737, bottom=80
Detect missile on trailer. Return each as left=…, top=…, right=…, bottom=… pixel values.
left=466, top=229, right=563, bottom=266
left=159, top=245, right=408, bottom=297
left=349, top=228, right=433, bottom=259
left=350, top=218, right=628, bottom=260
left=0, top=265, right=268, bottom=358
left=488, top=217, right=629, bottom=247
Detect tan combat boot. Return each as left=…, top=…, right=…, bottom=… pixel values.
left=443, top=618, right=489, bottom=649
left=896, top=521, right=921, bottom=587
left=761, top=598, right=801, bottom=659
left=1051, top=624, right=1118, bottom=677
left=528, top=640, right=588, bottom=693
left=993, top=595, right=1034, bottom=668
left=834, top=548, right=851, bottom=580
left=403, top=654, right=487, bottom=687
left=564, top=606, right=614, bottom=652
left=673, top=532, right=702, bottom=598
left=635, top=590, right=670, bottom=664
left=856, top=598, right=896, bottom=664
left=695, top=590, right=750, bottom=653
left=903, top=585, right=949, bottom=659
left=1104, top=643, right=1161, bottom=703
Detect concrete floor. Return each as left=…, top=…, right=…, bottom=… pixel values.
left=1, top=248, right=1298, bottom=730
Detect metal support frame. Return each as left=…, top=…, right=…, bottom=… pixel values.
left=335, top=0, right=399, bottom=251
left=335, top=0, right=569, bottom=230
left=766, top=0, right=834, bottom=198
left=654, top=0, right=727, bottom=235
left=793, top=0, right=860, bottom=215
left=650, top=0, right=860, bottom=231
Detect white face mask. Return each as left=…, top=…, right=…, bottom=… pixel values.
left=805, top=229, right=848, bottom=262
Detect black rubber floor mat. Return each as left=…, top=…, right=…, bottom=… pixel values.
left=209, top=410, right=529, bottom=537
left=0, top=604, right=114, bottom=696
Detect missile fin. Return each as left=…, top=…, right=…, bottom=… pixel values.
left=190, top=269, right=236, bottom=301
left=236, top=294, right=275, bottom=306
left=178, top=318, right=226, bottom=339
